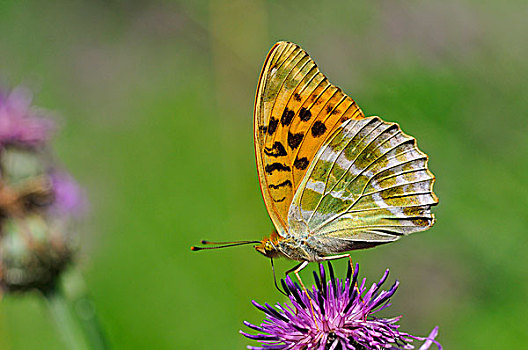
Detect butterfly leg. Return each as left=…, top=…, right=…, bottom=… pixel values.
left=319, top=254, right=360, bottom=296
left=285, top=261, right=320, bottom=330
left=319, top=253, right=352, bottom=265
left=270, top=258, right=287, bottom=296
left=284, top=261, right=309, bottom=289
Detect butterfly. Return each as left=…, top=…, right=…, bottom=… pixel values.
left=192, top=41, right=438, bottom=279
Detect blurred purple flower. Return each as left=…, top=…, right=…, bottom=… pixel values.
left=0, top=86, right=54, bottom=147
left=242, top=263, right=442, bottom=350
left=50, top=171, right=87, bottom=217
left=0, top=85, right=85, bottom=293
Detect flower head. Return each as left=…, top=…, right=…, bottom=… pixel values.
left=0, top=86, right=84, bottom=294
left=0, top=86, right=54, bottom=148
left=242, top=263, right=442, bottom=350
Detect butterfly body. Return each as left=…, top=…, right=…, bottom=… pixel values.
left=253, top=42, right=438, bottom=264
left=256, top=231, right=382, bottom=262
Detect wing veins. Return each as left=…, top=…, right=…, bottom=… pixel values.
left=385, top=215, right=433, bottom=221
left=298, top=118, right=357, bottom=220
left=256, top=43, right=300, bottom=231
left=291, top=97, right=357, bottom=177
left=307, top=119, right=388, bottom=223
left=320, top=223, right=423, bottom=234
left=343, top=204, right=432, bottom=215
left=261, top=48, right=304, bottom=201
left=305, top=118, right=369, bottom=223
left=269, top=54, right=313, bottom=147
left=358, top=178, right=434, bottom=198
left=370, top=164, right=430, bottom=184
left=289, top=85, right=339, bottom=167
left=355, top=147, right=425, bottom=196
left=265, top=49, right=305, bottom=143
left=310, top=135, right=420, bottom=232
left=323, top=230, right=399, bottom=240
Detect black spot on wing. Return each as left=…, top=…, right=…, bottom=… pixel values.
left=311, top=121, right=327, bottom=137
left=326, top=105, right=334, bottom=113
left=299, top=107, right=312, bottom=121
left=294, top=157, right=310, bottom=170
left=264, top=142, right=287, bottom=157
left=273, top=196, right=286, bottom=202
left=288, top=132, right=304, bottom=150
left=267, top=117, right=279, bottom=135
left=293, top=93, right=301, bottom=101
left=268, top=180, right=292, bottom=189
left=258, top=125, right=267, bottom=134
left=265, top=163, right=291, bottom=174
left=281, top=108, right=295, bottom=126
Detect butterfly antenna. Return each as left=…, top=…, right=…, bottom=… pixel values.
left=190, top=239, right=261, bottom=251
left=271, top=258, right=287, bottom=296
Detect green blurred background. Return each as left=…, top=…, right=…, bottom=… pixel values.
left=0, top=0, right=526, bottom=348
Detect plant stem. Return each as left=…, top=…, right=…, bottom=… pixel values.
left=62, top=268, right=109, bottom=350
left=70, top=293, right=109, bottom=350
left=45, top=287, right=90, bottom=350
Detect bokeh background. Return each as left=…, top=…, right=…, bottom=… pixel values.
left=0, top=0, right=526, bottom=349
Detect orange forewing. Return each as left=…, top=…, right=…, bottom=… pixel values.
left=254, top=42, right=364, bottom=234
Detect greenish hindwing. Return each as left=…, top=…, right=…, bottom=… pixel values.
left=288, top=116, right=438, bottom=244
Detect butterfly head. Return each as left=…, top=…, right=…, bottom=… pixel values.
left=255, top=231, right=281, bottom=258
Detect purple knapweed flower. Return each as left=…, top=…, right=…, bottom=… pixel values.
left=242, top=263, right=442, bottom=350
left=0, top=86, right=54, bottom=148
left=0, top=86, right=85, bottom=294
